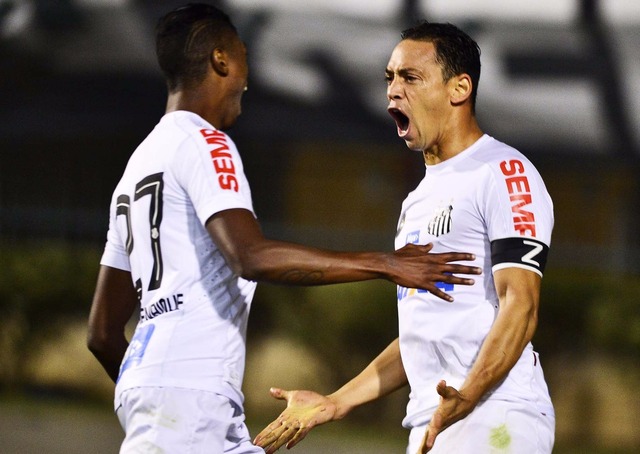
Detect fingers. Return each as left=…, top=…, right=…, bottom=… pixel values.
left=254, top=419, right=287, bottom=447
left=422, top=242, right=435, bottom=252
left=426, top=426, right=437, bottom=452
left=417, top=428, right=430, bottom=454
left=428, top=287, right=455, bottom=303
left=442, top=264, right=482, bottom=276
left=435, top=380, right=449, bottom=397
left=422, top=414, right=442, bottom=453
left=256, top=423, right=295, bottom=453
left=285, top=426, right=312, bottom=450
left=437, top=251, right=476, bottom=263
left=257, top=422, right=310, bottom=454
left=410, top=246, right=476, bottom=265
left=269, top=387, right=288, bottom=401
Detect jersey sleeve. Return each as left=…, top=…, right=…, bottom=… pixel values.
left=483, top=154, right=554, bottom=276
left=173, top=127, right=255, bottom=226
left=100, top=195, right=132, bottom=272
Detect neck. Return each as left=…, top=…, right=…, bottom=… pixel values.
left=423, top=117, right=484, bottom=165
left=164, top=83, right=224, bottom=129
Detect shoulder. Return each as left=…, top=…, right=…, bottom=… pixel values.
left=148, top=112, right=240, bottom=166
left=471, top=136, right=530, bottom=166
left=469, top=136, right=544, bottom=183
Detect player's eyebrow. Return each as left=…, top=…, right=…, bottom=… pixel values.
left=385, top=67, right=422, bottom=77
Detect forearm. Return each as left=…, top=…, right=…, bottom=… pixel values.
left=329, top=338, right=407, bottom=419
left=207, top=208, right=480, bottom=299
left=87, top=265, right=139, bottom=383
left=459, top=303, right=536, bottom=405
left=239, top=240, right=392, bottom=285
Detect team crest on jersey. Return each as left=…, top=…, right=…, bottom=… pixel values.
left=427, top=204, right=453, bottom=237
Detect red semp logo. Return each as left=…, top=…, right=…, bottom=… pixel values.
left=199, top=129, right=239, bottom=192
left=499, top=159, right=536, bottom=237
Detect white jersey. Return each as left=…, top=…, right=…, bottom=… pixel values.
left=100, top=111, right=256, bottom=409
left=395, top=134, right=554, bottom=428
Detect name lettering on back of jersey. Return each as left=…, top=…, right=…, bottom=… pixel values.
left=499, top=159, right=536, bottom=237
left=140, top=293, right=184, bottom=322
left=200, top=129, right=239, bottom=192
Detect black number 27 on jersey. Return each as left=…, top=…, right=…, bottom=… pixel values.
left=116, top=173, right=165, bottom=295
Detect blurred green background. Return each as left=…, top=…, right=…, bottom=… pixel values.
left=1, top=149, right=639, bottom=453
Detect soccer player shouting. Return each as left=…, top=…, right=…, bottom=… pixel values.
left=255, top=21, right=555, bottom=454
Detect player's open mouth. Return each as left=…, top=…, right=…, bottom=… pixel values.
left=388, top=108, right=410, bottom=137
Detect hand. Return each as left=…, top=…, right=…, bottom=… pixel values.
left=393, top=243, right=481, bottom=302
left=254, top=388, right=338, bottom=453
left=417, top=380, right=475, bottom=453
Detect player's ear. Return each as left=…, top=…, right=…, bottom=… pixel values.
left=450, top=73, right=472, bottom=106
left=211, top=48, right=229, bottom=76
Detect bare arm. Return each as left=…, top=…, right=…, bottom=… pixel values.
left=419, top=267, right=541, bottom=452
left=206, top=208, right=481, bottom=301
left=254, top=338, right=406, bottom=453
left=329, top=337, right=407, bottom=418
left=459, top=267, right=540, bottom=402
left=87, top=265, right=139, bottom=383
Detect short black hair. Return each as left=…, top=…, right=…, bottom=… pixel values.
left=401, top=22, right=481, bottom=110
left=155, top=3, right=238, bottom=91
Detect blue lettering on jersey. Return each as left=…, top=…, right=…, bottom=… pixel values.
left=117, top=323, right=155, bottom=383
left=397, top=280, right=454, bottom=301
left=406, top=230, right=420, bottom=245
left=398, top=229, right=454, bottom=301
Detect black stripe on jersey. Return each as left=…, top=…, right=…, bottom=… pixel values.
left=490, top=237, right=549, bottom=276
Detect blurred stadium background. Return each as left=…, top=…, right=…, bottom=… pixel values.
left=1, top=0, right=639, bottom=452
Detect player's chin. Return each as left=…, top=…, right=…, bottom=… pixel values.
left=404, top=138, right=424, bottom=152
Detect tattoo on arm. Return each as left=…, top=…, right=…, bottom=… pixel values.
left=278, top=269, right=325, bottom=284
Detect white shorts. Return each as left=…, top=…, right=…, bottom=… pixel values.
left=406, top=399, right=555, bottom=454
left=116, top=387, right=264, bottom=454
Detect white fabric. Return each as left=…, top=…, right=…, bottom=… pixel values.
left=100, top=111, right=256, bottom=410
left=395, top=135, right=555, bottom=429
left=406, top=398, right=555, bottom=454
left=116, top=387, right=265, bottom=454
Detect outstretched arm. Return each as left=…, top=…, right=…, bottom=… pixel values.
left=207, top=208, right=481, bottom=301
left=254, top=338, right=407, bottom=453
left=418, top=267, right=541, bottom=453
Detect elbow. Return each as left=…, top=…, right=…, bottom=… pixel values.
left=87, top=325, right=113, bottom=358
left=232, top=258, right=264, bottom=281
left=86, top=329, right=104, bottom=357
left=225, top=245, right=269, bottom=281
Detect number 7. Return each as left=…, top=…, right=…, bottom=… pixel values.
left=116, top=173, right=165, bottom=293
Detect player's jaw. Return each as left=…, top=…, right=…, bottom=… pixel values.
left=388, top=105, right=426, bottom=151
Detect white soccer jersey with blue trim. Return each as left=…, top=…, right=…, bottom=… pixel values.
left=395, top=134, right=555, bottom=428
left=100, top=111, right=256, bottom=409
